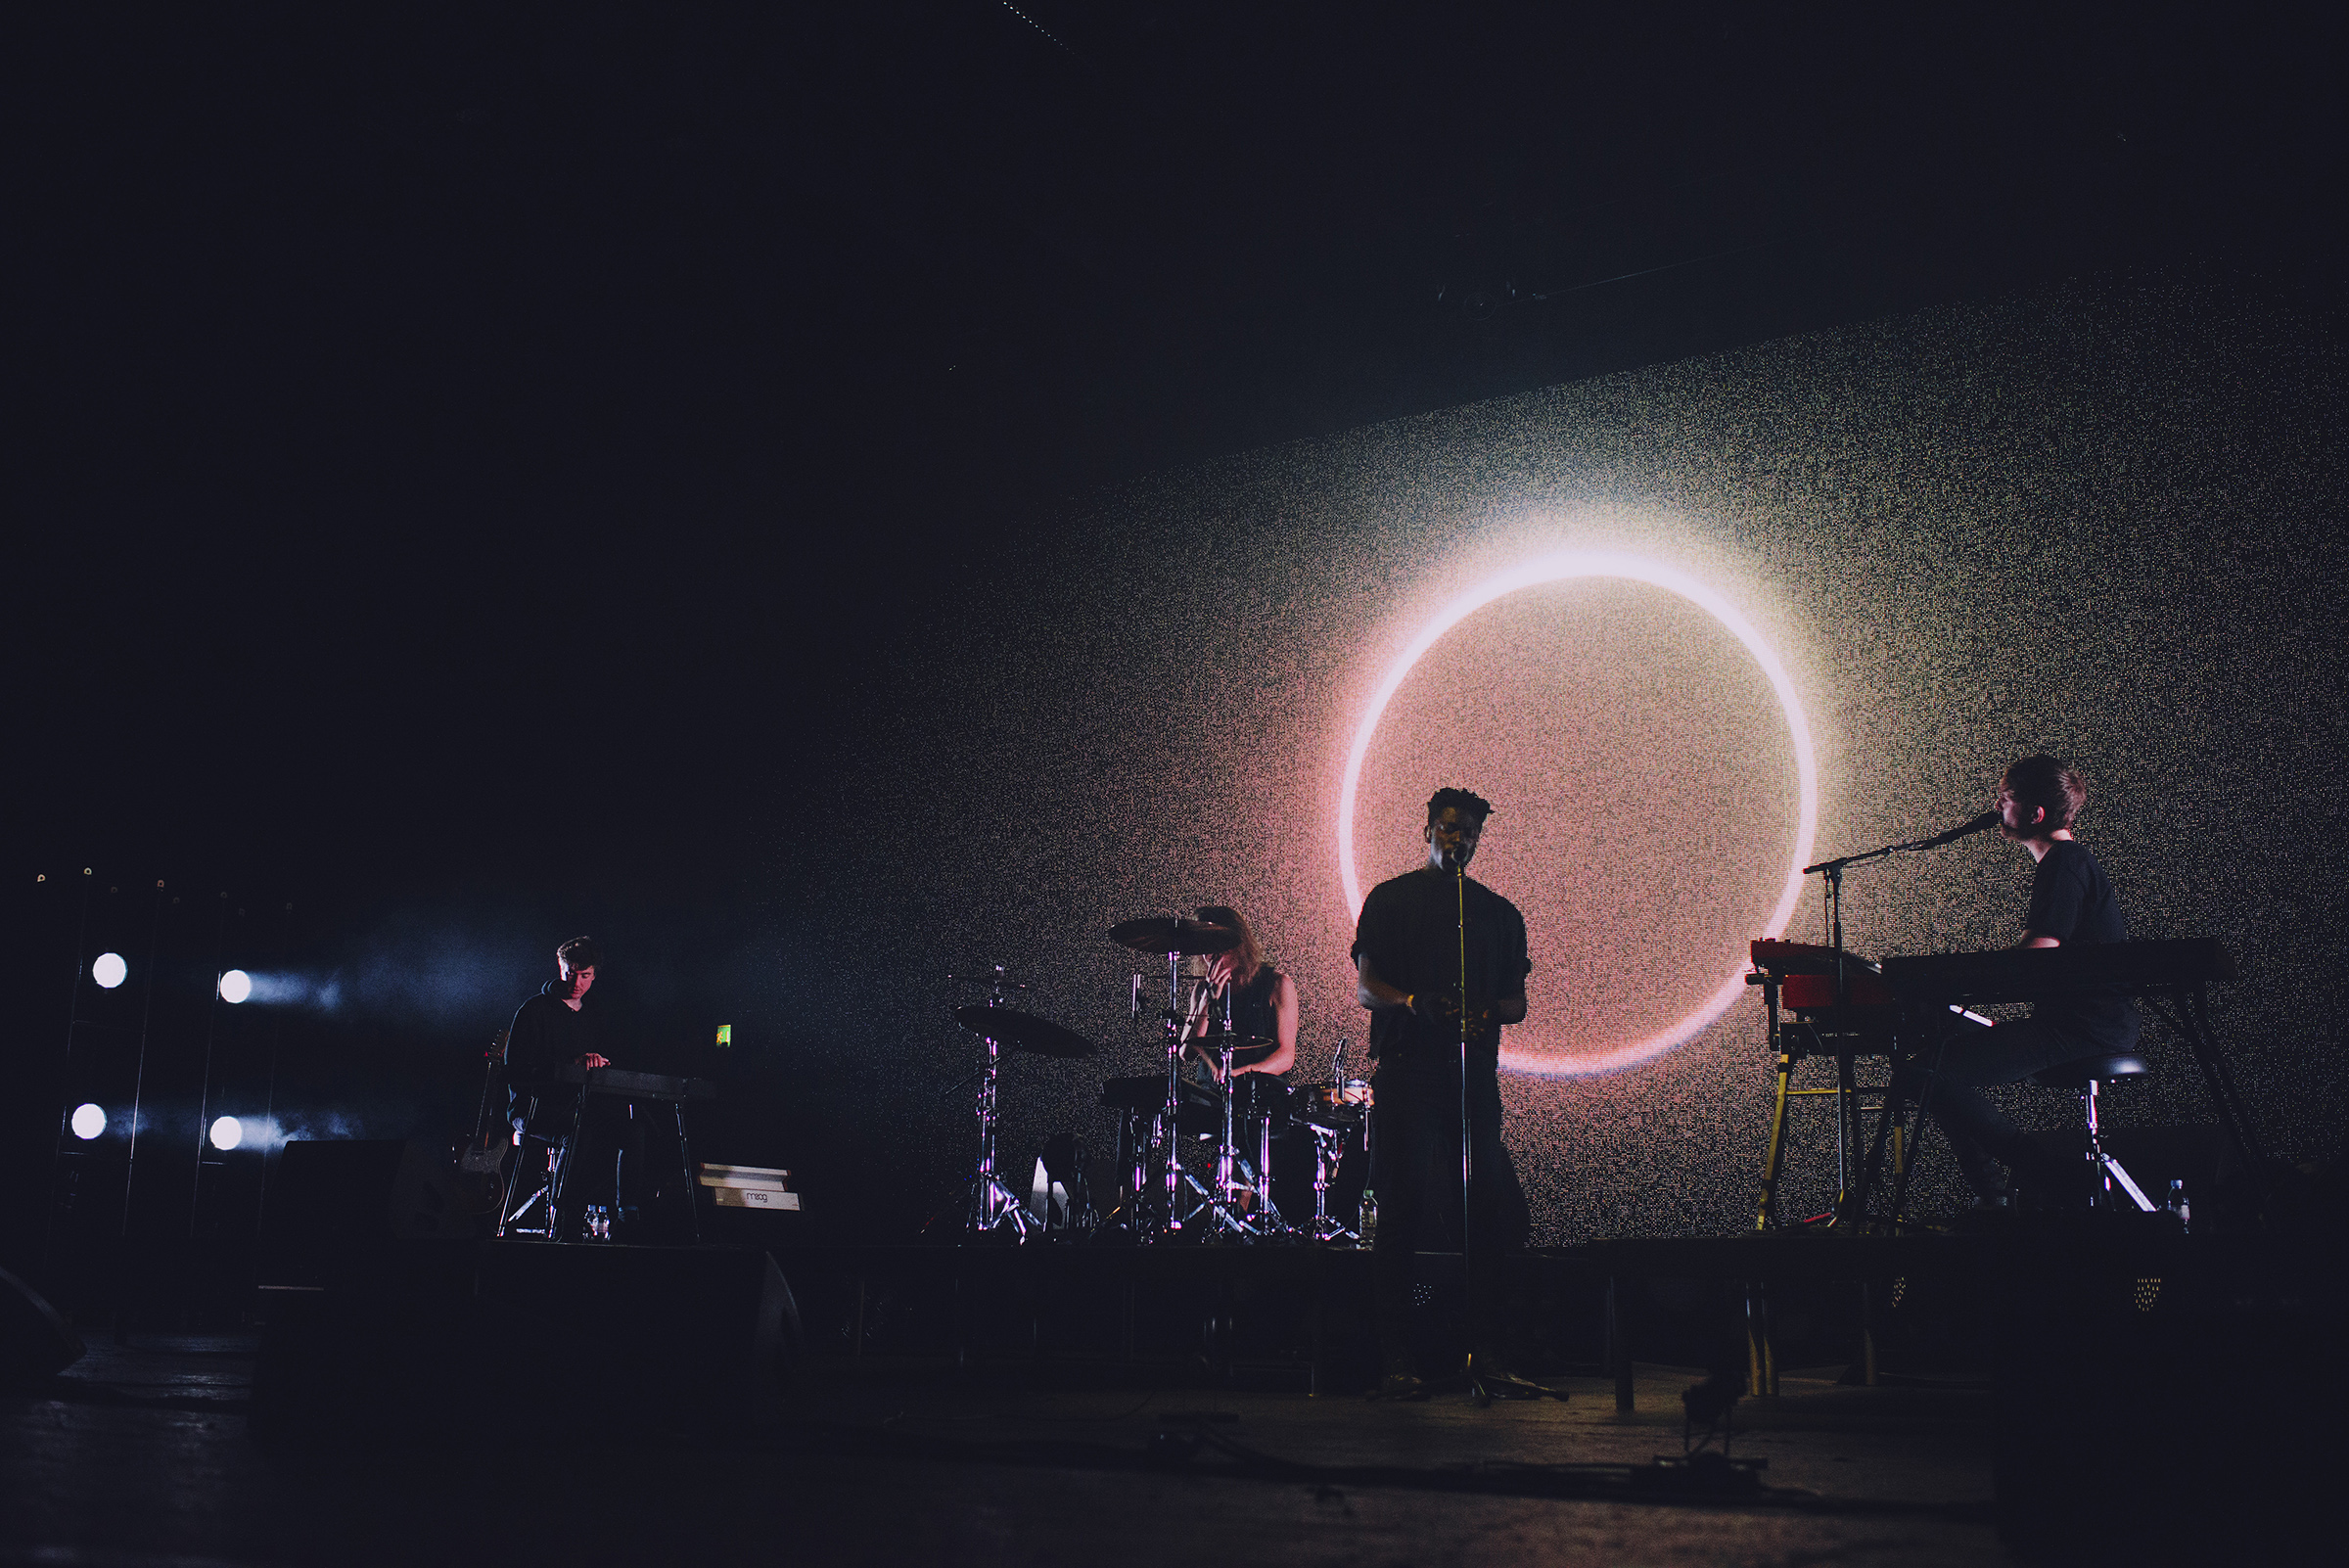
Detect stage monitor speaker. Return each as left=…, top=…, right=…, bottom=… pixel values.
left=252, top=1239, right=800, bottom=1442
left=0, top=1265, right=84, bottom=1380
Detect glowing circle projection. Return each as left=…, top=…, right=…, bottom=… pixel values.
left=92, top=952, right=127, bottom=990
left=218, top=969, right=252, bottom=1004
left=1337, top=549, right=1819, bottom=1078
left=208, top=1116, right=245, bottom=1151
left=70, top=1104, right=106, bottom=1140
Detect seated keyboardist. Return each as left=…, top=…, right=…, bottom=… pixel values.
left=504, top=936, right=646, bottom=1236
left=1893, top=756, right=2142, bottom=1209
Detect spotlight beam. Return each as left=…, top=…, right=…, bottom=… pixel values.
left=1336, top=548, right=1819, bottom=1078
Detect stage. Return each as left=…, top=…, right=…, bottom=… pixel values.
left=9, top=1329, right=2012, bottom=1567
left=5, top=1222, right=2333, bottom=1564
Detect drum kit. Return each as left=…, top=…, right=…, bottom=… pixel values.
left=943, top=917, right=1374, bottom=1243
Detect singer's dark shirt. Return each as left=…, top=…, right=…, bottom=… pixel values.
left=1353, top=867, right=1531, bottom=1084
left=2023, top=841, right=2140, bottom=1051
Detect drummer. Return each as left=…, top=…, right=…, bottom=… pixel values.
left=1180, top=905, right=1297, bottom=1081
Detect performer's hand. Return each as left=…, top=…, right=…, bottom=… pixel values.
left=576, top=1052, right=609, bottom=1069
left=1411, top=993, right=1494, bottom=1033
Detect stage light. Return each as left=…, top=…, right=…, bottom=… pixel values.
left=92, top=952, right=127, bottom=990
left=208, top=1116, right=244, bottom=1151
left=1337, top=549, right=1819, bottom=1079
left=218, top=969, right=252, bottom=1004
left=70, top=1104, right=106, bottom=1140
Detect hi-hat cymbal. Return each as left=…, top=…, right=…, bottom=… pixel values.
left=952, top=1004, right=1097, bottom=1058
left=1108, top=917, right=1239, bottom=955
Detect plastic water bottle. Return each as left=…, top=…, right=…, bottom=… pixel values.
left=1359, top=1187, right=1377, bottom=1248
left=2165, top=1179, right=2189, bottom=1234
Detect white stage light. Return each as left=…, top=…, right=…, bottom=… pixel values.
left=93, top=952, right=127, bottom=989
left=208, top=1116, right=244, bottom=1151
left=218, top=969, right=252, bottom=1003
left=70, top=1104, right=106, bottom=1140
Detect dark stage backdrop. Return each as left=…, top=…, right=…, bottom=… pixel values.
left=23, top=278, right=2341, bottom=1262
left=761, top=277, right=2348, bottom=1242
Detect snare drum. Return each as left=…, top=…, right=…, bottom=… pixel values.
left=1300, top=1079, right=1372, bottom=1127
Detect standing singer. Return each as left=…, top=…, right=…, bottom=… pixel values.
left=1352, top=788, right=1535, bottom=1397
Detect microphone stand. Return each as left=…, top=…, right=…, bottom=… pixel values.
left=1803, top=820, right=1989, bottom=1228
left=1407, top=851, right=1563, bottom=1407
left=1454, top=853, right=1473, bottom=1385
left=1804, top=822, right=1988, bottom=998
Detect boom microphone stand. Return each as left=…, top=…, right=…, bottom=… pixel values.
left=1806, top=812, right=1999, bottom=1228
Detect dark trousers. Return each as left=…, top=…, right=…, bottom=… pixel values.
left=1369, top=1070, right=1529, bottom=1363
left=1890, top=1015, right=2105, bottom=1200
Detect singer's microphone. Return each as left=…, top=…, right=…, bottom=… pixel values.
left=1914, top=810, right=2001, bottom=850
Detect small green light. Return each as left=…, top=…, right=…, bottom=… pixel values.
left=715, top=1024, right=732, bottom=1047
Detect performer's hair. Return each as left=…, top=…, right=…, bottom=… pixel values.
left=556, top=935, right=602, bottom=971
left=2003, top=755, right=2086, bottom=832
left=1195, top=905, right=1266, bottom=986
left=1426, top=787, right=1494, bottom=824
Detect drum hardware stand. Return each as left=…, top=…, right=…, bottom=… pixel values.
left=1106, top=914, right=1245, bottom=1242
left=1248, top=1086, right=1293, bottom=1237
left=1152, top=930, right=1187, bottom=1236
left=957, top=970, right=1040, bottom=1240
left=1297, top=1036, right=1359, bottom=1242
left=1146, top=920, right=1219, bottom=1238
left=1196, top=1036, right=1262, bottom=1238
left=1303, top=1121, right=1356, bottom=1242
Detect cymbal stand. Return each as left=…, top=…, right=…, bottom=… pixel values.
left=1149, top=928, right=1189, bottom=1239
left=1248, top=1092, right=1292, bottom=1236
left=1197, top=1036, right=1260, bottom=1238
left=961, top=977, right=1038, bottom=1240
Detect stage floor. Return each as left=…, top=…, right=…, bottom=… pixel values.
left=0, top=1332, right=2006, bottom=1567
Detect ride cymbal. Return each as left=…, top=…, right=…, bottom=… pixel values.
left=952, top=1004, right=1097, bottom=1058
left=1107, top=917, right=1239, bottom=955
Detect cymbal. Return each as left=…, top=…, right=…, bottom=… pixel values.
left=1108, top=916, right=1239, bottom=955
left=952, top=1004, right=1097, bottom=1058
left=1186, top=1032, right=1277, bottom=1051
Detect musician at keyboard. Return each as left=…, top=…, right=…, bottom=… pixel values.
left=503, top=936, right=646, bottom=1236
left=1892, top=756, right=2142, bottom=1208
left=505, top=936, right=614, bottom=1129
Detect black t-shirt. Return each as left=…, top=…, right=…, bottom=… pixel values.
left=1351, top=867, right=1531, bottom=1082
left=2023, top=840, right=2140, bottom=1050
left=505, top=981, right=603, bottom=1129
left=1182, top=966, right=1288, bottom=1084
left=1227, top=965, right=1283, bottom=1045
